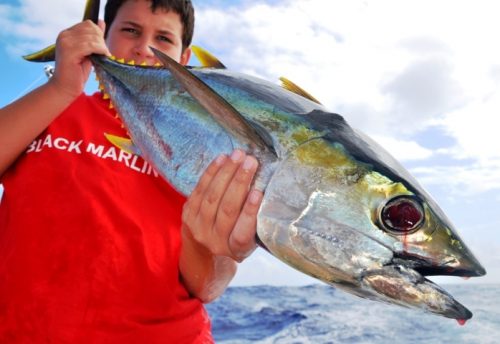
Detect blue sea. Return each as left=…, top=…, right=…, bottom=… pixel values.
left=206, top=284, right=500, bottom=344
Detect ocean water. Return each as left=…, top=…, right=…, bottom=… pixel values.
left=206, top=284, right=500, bottom=344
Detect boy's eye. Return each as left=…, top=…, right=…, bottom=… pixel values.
left=122, top=28, right=139, bottom=35
left=157, top=35, right=173, bottom=43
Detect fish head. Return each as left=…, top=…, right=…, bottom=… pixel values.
left=258, top=123, right=485, bottom=320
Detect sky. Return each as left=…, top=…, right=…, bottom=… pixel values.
left=1, top=0, right=499, bottom=288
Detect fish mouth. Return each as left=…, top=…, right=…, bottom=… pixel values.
left=295, top=228, right=482, bottom=320
left=363, top=248, right=485, bottom=320
left=392, top=252, right=487, bottom=278
left=91, top=54, right=165, bottom=69
left=361, top=264, right=474, bottom=320
left=362, top=246, right=487, bottom=320
left=415, top=265, right=487, bottom=277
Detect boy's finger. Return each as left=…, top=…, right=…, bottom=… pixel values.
left=197, top=150, right=245, bottom=228
left=187, top=154, right=227, bottom=219
left=97, top=19, right=106, bottom=32
left=214, top=155, right=258, bottom=239
left=228, top=189, right=263, bottom=261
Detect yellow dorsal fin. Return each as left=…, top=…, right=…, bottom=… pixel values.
left=191, top=45, right=226, bottom=69
left=279, top=77, right=322, bottom=105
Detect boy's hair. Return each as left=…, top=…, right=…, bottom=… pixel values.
left=104, top=0, right=195, bottom=50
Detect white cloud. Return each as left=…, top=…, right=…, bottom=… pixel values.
left=194, top=0, right=500, bottom=196
left=412, top=86, right=500, bottom=195
left=1, top=0, right=104, bottom=52
left=381, top=57, right=465, bottom=130
left=371, top=135, right=434, bottom=162
left=411, top=161, right=500, bottom=196
left=441, top=93, right=500, bottom=162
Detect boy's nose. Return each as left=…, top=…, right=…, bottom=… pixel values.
left=134, top=45, right=153, bottom=57
left=133, top=40, right=156, bottom=61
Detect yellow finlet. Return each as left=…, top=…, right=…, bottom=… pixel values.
left=279, top=77, right=322, bottom=105
left=127, top=60, right=135, bottom=65
left=104, top=133, right=137, bottom=155
left=117, top=58, right=125, bottom=64
left=102, top=93, right=110, bottom=100
left=191, top=45, right=226, bottom=69
left=110, top=55, right=116, bottom=61
left=140, top=61, right=148, bottom=66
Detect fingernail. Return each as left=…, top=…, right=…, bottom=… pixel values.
left=248, top=189, right=262, bottom=205
left=242, top=156, right=257, bottom=171
left=230, top=149, right=244, bottom=162
left=215, top=154, right=226, bottom=165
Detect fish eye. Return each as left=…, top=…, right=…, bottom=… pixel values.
left=378, top=196, right=424, bottom=234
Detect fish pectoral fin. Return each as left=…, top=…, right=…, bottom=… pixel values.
left=279, top=77, right=322, bottom=105
left=191, top=46, right=227, bottom=69
left=361, top=265, right=472, bottom=320
left=23, top=0, right=100, bottom=62
left=104, top=133, right=141, bottom=156
left=151, top=47, right=277, bottom=156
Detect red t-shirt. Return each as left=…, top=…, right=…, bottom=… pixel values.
left=0, top=93, right=213, bottom=343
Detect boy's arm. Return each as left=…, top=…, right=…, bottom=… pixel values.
left=179, top=151, right=263, bottom=303
left=0, top=20, right=110, bottom=176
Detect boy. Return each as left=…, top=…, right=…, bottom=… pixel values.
left=0, top=0, right=262, bottom=342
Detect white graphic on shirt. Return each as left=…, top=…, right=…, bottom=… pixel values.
left=27, top=134, right=83, bottom=154
left=26, top=134, right=159, bottom=177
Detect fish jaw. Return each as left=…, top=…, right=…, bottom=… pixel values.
left=361, top=265, right=473, bottom=319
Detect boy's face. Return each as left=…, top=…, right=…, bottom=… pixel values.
left=106, top=0, right=191, bottom=66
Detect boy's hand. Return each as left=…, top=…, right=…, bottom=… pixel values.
left=50, top=20, right=111, bottom=100
left=182, top=150, right=263, bottom=262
